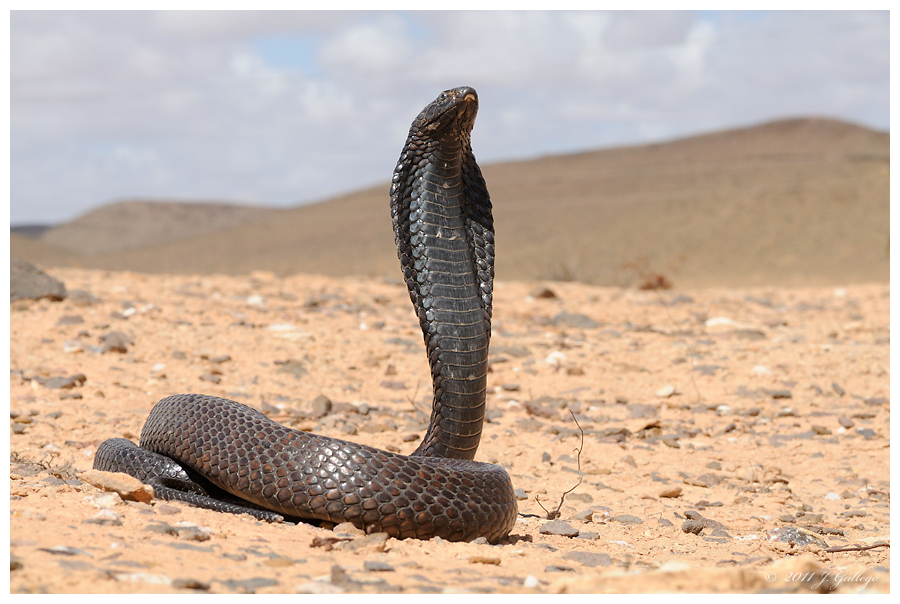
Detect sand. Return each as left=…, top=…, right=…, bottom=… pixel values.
left=9, top=268, right=890, bottom=593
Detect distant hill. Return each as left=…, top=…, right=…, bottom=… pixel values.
left=11, top=117, right=889, bottom=288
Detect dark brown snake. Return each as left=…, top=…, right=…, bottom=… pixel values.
left=93, top=86, right=518, bottom=543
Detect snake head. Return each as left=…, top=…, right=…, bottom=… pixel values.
left=414, top=86, right=479, bottom=140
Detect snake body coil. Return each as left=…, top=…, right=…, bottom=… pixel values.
left=93, top=87, right=516, bottom=543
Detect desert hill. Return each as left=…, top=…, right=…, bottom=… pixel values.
left=11, top=117, right=889, bottom=288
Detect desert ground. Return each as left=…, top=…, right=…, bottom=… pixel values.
left=9, top=266, right=890, bottom=593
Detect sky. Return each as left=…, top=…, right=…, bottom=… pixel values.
left=9, top=9, right=890, bottom=226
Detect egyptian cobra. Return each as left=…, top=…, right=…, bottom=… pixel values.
left=93, top=86, right=517, bottom=543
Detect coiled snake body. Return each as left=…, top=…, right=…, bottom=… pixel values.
left=94, top=86, right=518, bottom=543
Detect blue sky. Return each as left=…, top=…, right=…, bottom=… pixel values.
left=9, top=10, right=890, bottom=225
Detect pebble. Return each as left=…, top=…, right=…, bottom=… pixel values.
left=172, top=578, right=211, bottom=591
left=40, top=374, right=87, bottom=389
left=838, top=416, right=855, bottom=429
left=339, top=532, right=389, bottom=553
left=528, top=286, right=558, bottom=299
left=111, top=572, right=172, bottom=585
left=570, top=509, right=593, bottom=522
left=83, top=509, right=123, bottom=526
left=10, top=259, right=67, bottom=302
left=681, top=520, right=705, bottom=534
left=832, top=382, right=846, bottom=396
left=545, top=565, right=576, bottom=573
left=545, top=351, right=567, bottom=368
left=469, top=556, right=500, bottom=565
left=575, top=531, right=600, bottom=540
left=768, top=526, right=829, bottom=548
left=523, top=575, right=540, bottom=588
left=539, top=520, right=579, bottom=537
left=656, top=385, right=676, bottom=398
left=552, top=311, right=599, bottom=329
left=611, top=514, right=643, bottom=525
left=276, top=359, right=308, bottom=379
left=295, top=581, right=345, bottom=594
left=659, top=487, right=683, bottom=498
left=56, top=315, right=84, bottom=326
left=562, top=550, right=612, bottom=568
left=81, top=470, right=154, bottom=503
left=101, top=332, right=133, bottom=354
left=40, top=545, right=93, bottom=557
left=364, top=560, right=395, bottom=573
left=67, top=289, right=98, bottom=306
left=513, top=488, right=528, bottom=500
left=310, top=394, right=333, bottom=418
left=219, top=577, right=279, bottom=594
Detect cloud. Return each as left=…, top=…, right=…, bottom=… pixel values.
left=10, top=10, right=889, bottom=224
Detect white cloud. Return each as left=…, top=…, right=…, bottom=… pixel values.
left=9, top=10, right=889, bottom=225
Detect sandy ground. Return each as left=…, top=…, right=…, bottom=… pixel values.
left=9, top=268, right=890, bottom=593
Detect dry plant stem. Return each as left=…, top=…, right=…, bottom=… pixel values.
left=536, top=410, right=585, bottom=520
left=824, top=542, right=890, bottom=554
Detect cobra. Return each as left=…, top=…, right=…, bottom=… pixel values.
left=93, top=86, right=517, bottom=543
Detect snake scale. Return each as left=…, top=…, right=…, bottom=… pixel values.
left=93, top=86, right=518, bottom=543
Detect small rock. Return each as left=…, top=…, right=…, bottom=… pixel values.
left=81, top=469, right=154, bottom=503
left=681, top=520, right=705, bottom=534
left=545, top=565, right=576, bottom=573
left=339, top=532, right=389, bottom=553
left=513, top=488, right=528, bottom=501
left=11, top=259, right=67, bottom=302
left=656, top=385, right=676, bottom=398
left=83, top=509, right=122, bottom=526
left=101, top=332, right=133, bottom=354
left=56, top=315, right=84, bottom=326
left=811, top=425, right=832, bottom=435
left=539, top=520, right=579, bottom=537
left=363, top=560, right=395, bottom=572
left=611, top=514, right=643, bottom=525
left=199, top=373, right=221, bottom=384
left=529, top=286, right=557, bottom=299
left=67, top=289, right=98, bottom=306
left=545, top=351, right=567, bottom=368
left=561, top=550, right=612, bottom=568
left=552, top=311, right=599, bottom=329
left=219, top=577, right=278, bottom=594
left=768, top=526, right=829, bottom=548
left=856, top=428, right=877, bottom=439
left=172, top=578, right=211, bottom=591
left=40, top=545, right=93, bottom=557
left=276, top=359, right=308, bottom=379
left=838, top=416, right=855, bottom=429
left=310, top=394, right=333, bottom=418
left=523, top=575, right=540, bottom=588
left=659, top=487, right=683, bottom=498
left=468, top=556, right=500, bottom=565
left=832, top=382, right=846, bottom=396
left=765, top=389, right=793, bottom=399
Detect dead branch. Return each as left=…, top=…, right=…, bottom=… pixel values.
left=535, top=410, right=585, bottom=519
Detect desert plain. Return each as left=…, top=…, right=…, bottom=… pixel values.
left=8, top=267, right=890, bottom=593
